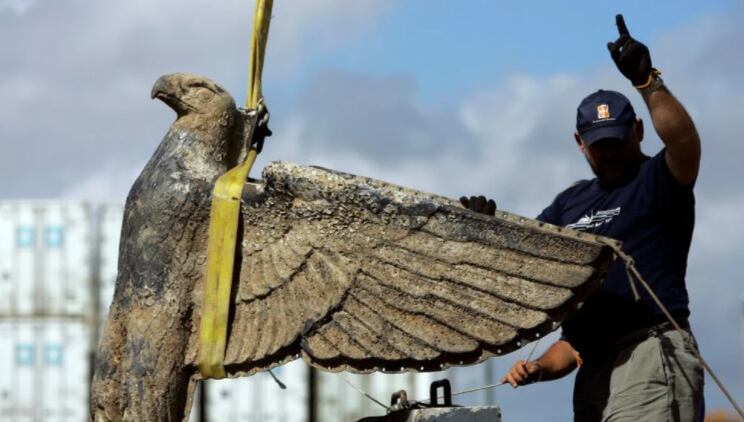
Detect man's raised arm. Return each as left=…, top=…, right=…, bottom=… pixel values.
left=607, top=14, right=701, bottom=185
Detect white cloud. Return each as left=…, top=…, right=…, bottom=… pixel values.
left=0, top=0, right=394, bottom=199
left=693, top=194, right=744, bottom=257
left=268, top=0, right=395, bottom=76
left=0, top=0, right=35, bottom=16
left=58, top=161, right=142, bottom=203
left=3, top=2, right=744, bottom=413
left=255, top=12, right=744, bottom=408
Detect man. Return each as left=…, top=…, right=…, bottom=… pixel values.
left=461, top=15, right=703, bottom=421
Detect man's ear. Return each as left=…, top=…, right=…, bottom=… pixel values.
left=635, top=118, right=644, bottom=143
left=574, top=132, right=586, bottom=152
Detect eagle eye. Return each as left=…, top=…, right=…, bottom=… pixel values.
left=187, top=81, right=217, bottom=94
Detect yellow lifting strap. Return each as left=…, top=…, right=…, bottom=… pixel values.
left=198, top=0, right=273, bottom=379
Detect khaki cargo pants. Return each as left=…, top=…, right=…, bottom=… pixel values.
left=573, top=326, right=705, bottom=422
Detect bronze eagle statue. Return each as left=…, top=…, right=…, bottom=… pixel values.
left=91, top=73, right=616, bottom=421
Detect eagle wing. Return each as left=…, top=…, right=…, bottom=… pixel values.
left=222, top=161, right=615, bottom=376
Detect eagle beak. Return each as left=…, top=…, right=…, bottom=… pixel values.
left=151, top=75, right=175, bottom=100
left=151, top=74, right=194, bottom=116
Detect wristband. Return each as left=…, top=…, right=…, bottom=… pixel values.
left=634, top=68, right=662, bottom=89
left=634, top=69, right=664, bottom=96
left=637, top=75, right=665, bottom=96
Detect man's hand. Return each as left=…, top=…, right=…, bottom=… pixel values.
left=459, top=195, right=496, bottom=216
left=501, top=360, right=542, bottom=388
left=607, top=14, right=701, bottom=186
left=607, top=14, right=654, bottom=86
left=500, top=341, right=579, bottom=388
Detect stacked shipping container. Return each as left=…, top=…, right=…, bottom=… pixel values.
left=96, top=204, right=444, bottom=421
left=0, top=202, right=93, bottom=422
left=201, top=365, right=446, bottom=422
left=0, top=201, right=449, bottom=421
left=0, top=202, right=92, bottom=318
left=0, top=320, right=90, bottom=421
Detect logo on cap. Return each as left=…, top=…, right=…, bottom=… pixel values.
left=597, top=104, right=610, bottom=120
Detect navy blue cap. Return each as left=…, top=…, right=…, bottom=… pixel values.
left=576, top=90, right=636, bottom=145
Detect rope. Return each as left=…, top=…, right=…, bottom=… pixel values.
left=449, top=382, right=508, bottom=399
left=525, top=338, right=542, bottom=362
left=411, top=338, right=543, bottom=405
left=337, top=375, right=391, bottom=411
left=412, top=382, right=509, bottom=407
left=412, top=340, right=540, bottom=405
left=597, top=238, right=744, bottom=420
left=411, top=240, right=744, bottom=418
left=197, top=0, right=273, bottom=379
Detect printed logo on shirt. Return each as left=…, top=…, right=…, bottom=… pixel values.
left=566, top=207, right=621, bottom=231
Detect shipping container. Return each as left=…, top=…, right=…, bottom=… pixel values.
left=94, top=203, right=448, bottom=422
left=95, top=204, right=124, bottom=325
left=0, top=319, right=91, bottom=422
left=0, top=202, right=93, bottom=318
left=203, top=364, right=446, bottom=422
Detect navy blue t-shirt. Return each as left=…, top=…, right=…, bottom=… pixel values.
left=537, top=149, right=695, bottom=357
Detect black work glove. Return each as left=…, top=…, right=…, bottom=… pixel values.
left=459, top=195, right=496, bottom=216
left=607, top=14, right=654, bottom=86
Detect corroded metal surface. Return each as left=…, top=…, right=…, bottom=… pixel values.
left=206, top=161, right=618, bottom=377
left=91, top=73, right=257, bottom=422
left=93, top=72, right=617, bottom=422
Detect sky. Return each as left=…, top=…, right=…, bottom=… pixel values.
left=2, top=0, right=744, bottom=419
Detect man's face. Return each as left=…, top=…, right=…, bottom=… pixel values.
left=576, top=120, right=644, bottom=188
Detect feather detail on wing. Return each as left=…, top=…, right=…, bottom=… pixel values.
left=219, top=161, right=615, bottom=376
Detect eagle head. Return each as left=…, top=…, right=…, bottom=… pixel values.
left=151, top=73, right=235, bottom=119
left=150, top=73, right=251, bottom=173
